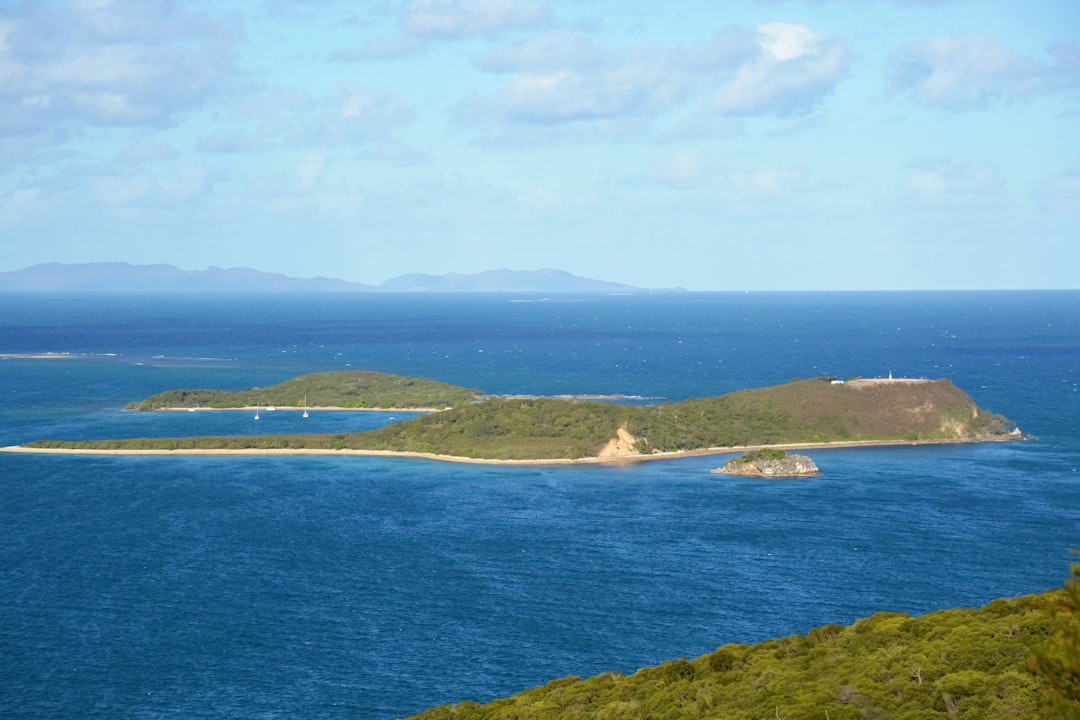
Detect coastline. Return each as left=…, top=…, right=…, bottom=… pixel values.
left=0, top=353, right=77, bottom=360
left=146, top=405, right=443, bottom=413
left=137, top=393, right=661, bottom=412
left=0, top=435, right=1023, bottom=465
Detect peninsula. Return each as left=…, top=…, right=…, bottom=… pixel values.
left=9, top=373, right=1021, bottom=463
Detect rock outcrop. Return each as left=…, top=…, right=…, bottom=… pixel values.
left=598, top=427, right=641, bottom=459
left=715, top=452, right=819, bottom=477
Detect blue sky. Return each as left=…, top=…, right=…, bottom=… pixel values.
left=1, top=0, right=1077, bottom=290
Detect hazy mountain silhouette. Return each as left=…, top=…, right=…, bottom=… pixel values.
left=0, top=263, right=668, bottom=293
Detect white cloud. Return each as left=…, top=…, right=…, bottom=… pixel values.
left=312, top=84, right=414, bottom=144
left=197, top=129, right=272, bottom=155
left=722, top=165, right=805, bottom=198
left=329, top=35, right=426, bottom=62
left=402, top=0, right=552, bottom=39
left=473, top=29, right=611, bottom=73
left=464, top=23, right=849, bottom=139
left=328, top=0, right=552, bottom=62
left=471, top=31, right=645, bottom=126
left=707, top=22, right=850, bottom=116
left=359, top=140, right=431, bottom=167
left=113, top=140, right=178, bottom=166
left=196, top=84, right=413, bottom=151
left=637, top=149, right=816, bottom=207
left=0, top=0, right=243, bottom=136
left=886, top=33, right=1074, bottom=110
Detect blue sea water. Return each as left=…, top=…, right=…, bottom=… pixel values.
left=0, top=291, right=1078, bottom=719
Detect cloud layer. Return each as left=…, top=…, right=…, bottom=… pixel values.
left=887, top=33, right=1078, bottom=109
left=0, top=0, right=1075, bottom=290
left=464, top=22, right=850, bottom=143
left=0, top=0, right=242, bottom=136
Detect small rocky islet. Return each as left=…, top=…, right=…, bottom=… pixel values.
left=714, top=449, right=820, bottom=477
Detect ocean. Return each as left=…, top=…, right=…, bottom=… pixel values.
left=1, top=291, right=1077, bottom=719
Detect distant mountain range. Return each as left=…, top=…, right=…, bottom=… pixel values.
left=0, top=263, right=673, bottom=294
left=378, top=269, right=646, bottom=293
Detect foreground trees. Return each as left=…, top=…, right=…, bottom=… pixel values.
left=407, top=565, right=1080, bottom=720
left=1034, top=564, right=1080, bottom=719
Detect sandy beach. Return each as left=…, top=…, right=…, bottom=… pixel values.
left=0, top=353, right=77, bottom=360
left=150, top=405, right=445, bottom=413
left=0, top=435, right=1021, bottom=465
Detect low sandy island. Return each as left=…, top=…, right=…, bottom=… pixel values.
left=0, top=435, right=1022, bottom=465
left=153, top=405, right=443, bottom=413
left=144, top=394, right=659, bottom=412
left=0, top=353, right=77, bottom=360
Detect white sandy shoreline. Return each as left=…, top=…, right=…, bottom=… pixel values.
left=0, top=436, right=1022, bottom=465
left=138, top=394, right=659, bottom=412
left=0, top=353, right=77, bottom=360
left=147, top=405, right=443, bottom=413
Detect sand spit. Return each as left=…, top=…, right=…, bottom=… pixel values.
left=0, top=435, right=1023, bottom=465
left=0, top=353, right=77, bottom=360
left=148, top=405, right=443, bottom=413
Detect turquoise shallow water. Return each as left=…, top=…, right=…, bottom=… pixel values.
left=1, top=292, right=1078, bottom=718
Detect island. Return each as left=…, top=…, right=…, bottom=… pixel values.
left=714, top=448, right=820, bottom=477
left=124, top=370, right=480, bottom=411
left=4, top=373, right=1023, bottom=463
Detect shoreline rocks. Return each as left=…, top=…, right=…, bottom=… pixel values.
left=714, top=452, right=819, bottom=477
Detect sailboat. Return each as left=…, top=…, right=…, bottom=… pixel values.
left=254, top=409, right=260, bottom=420
left=302, top=394, right=309, bottom=418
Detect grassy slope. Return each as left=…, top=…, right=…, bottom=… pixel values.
left=29, top=377, right=1013, bottom=459
left=627, top=377, right=1004, bottom=452
left=126, top=370, right=480, bottom=410
left=405, top=578, right=1078, bottom=720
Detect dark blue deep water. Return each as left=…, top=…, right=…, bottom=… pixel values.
left=1, top=291, right=1078, bottom=719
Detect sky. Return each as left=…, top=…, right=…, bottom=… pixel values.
left=1, top=0, right=1078, bottom=291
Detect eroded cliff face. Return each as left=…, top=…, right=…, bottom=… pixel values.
left=715, top=454, right=820, bottom=477
left=598, top=427, right=641, bottom=458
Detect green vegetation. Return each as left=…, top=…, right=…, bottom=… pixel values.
left=126, top=370, right=479, bottom=410
left=625, top=378, right=1009, bottom=452
left=730, top=448, right=790, bottom=464
left=1032, top=563, right=1080, bottom=718
left=29, top=376, right=1016, bottom=461
left=718, top=448, right=819, bottom=477
left=348, top=398, right=628, bottom=460
left=403, top=567, right=1080, bottom=720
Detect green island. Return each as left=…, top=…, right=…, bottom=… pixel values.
left=403, top=565, right=1080, bottom=720
left=124, top=370, right=480, bottom=410
left=14, top=373, right=1020, bottom=461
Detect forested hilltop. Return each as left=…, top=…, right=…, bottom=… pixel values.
left=402, top=566, right=1080, bottom=720
left=126, top=370, right=480, bottom=410
left=25, top=375, right=1017, bottom=460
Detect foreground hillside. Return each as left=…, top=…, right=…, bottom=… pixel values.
left=404, top=567, right=1080, bottom=720
left=24, top=376, right=1016, bottom=460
